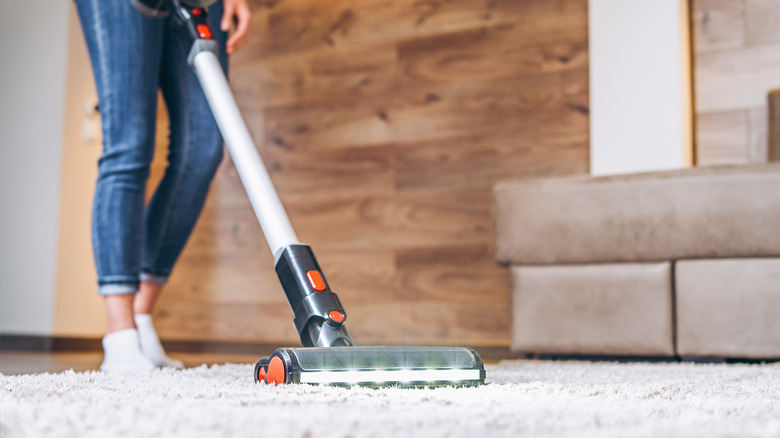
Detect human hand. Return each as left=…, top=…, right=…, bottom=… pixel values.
left=221, top=0, right=251, bottom=54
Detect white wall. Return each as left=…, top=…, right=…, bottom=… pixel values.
left=589, top=0, right=693, bottom=176
left=0, top=0, right=70, bottom=335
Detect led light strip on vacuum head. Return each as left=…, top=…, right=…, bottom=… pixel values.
left=298, top=368, right=483, bottom=385
left=255, top=346, right=486, bottom=388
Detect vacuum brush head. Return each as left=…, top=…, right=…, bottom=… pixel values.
left=254, top=346, right=485, bottom=388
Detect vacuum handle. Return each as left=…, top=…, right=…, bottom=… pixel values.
left=192, top=50, right=300, bottom=256
left=193, top=49, right=354, bottom=348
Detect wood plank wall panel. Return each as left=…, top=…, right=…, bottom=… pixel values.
left=152, top=0, right=590, bottom=346
left=692, top=0, right=780, bottom=165
left=771, top=90, right=780, bottom=159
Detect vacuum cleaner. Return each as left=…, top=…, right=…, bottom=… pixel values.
left=131, top=0, right=486, bottom=388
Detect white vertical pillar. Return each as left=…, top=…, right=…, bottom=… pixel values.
left=589, top=0, right=693, bottom=176
left=0, top=0, right=69, bottom=335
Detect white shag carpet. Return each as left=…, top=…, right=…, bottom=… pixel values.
left=2, top=360, right=779, bottom=438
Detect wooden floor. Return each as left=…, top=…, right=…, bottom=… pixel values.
left=0, top=351, right=261, bottom=375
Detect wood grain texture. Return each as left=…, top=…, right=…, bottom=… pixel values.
left=263, top=144, right=396, bottom=201
left=394, top=244, right=508, bottom=303
left=695, top=46, right=780, bottom=113
left=262, top=81, right=584, bottom=151
left=155, top=0, right=590, bottom=346
left=771, top=89, right=780, bottom=160
left=265, top=0, right=580, bottom=56
left=345, top=302, right=511, bottom=345
left=745, top=0, right=780, bottom=45
left=396, top=18, right=588, bottom=85
left=396, top=134, right=588, bottom=191
left=147, top=94, right=171, bottom=201
left=748, top=108, right=769, bottom=162
left=285, top=189, right=493, bottom=250
left=692, top=0, right=745, bottom=53
left=231, top=42, right=398, bottom=109
left=696, top=111, right=749, bottom=165
left=692, top=0, right=780, bottom=165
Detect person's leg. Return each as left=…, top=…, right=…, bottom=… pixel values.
left=134, top=281, right=164, bottom=315
left=106, top=294, right=137, bottom=333
left=141, top=2, right=228, bottom=287
left=74, top=0, right=165, bottom=371
left=133, top=3, right=229, bottom=367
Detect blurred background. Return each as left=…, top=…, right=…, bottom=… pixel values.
left=1, top=0, right=778, bottom=353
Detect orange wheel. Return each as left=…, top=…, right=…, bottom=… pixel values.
left=257, top=365, right=266, bottom=383
left=266, top=356, right=286, bottom=385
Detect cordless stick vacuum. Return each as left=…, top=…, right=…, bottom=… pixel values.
left=131, top=0, right=485, bottom=387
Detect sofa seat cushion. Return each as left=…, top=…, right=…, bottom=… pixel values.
left=494, top=163, right=780, bottom=265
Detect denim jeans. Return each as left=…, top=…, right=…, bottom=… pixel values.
left=74, top=0, right=229, bottom=295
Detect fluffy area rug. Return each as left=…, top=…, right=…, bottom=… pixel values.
left=1, top=360, right=779, bottom=438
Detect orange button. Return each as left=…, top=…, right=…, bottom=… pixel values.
left=329, top=310, right=345, bottom=323
left=197, top=24, right=212, bottom=39
left=306, top=270, right=326, bottom=291
left=192, top=8, right=202, bottom=15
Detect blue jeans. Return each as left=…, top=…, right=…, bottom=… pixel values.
left=74, top=0, right=229, bottom=295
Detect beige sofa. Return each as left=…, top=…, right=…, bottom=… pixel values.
left=493, top=163, right=780, bottom=359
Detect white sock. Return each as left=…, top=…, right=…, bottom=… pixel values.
left=101, top=328, right=156, bottom=373
left=134, top=313, right=184, bottom=369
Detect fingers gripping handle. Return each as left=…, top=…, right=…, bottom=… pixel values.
left=191, top=51, right=300, bottom=256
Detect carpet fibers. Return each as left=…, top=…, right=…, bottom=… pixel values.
left=1, top=360, right=779, bottom=437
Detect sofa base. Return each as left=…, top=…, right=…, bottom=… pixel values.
left=676, top=258, right=780, bottom=359
left=510, top=263, right=674, bottom=356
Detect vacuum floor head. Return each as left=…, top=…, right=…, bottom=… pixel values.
left=255, top=346, right=485, bottom=388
